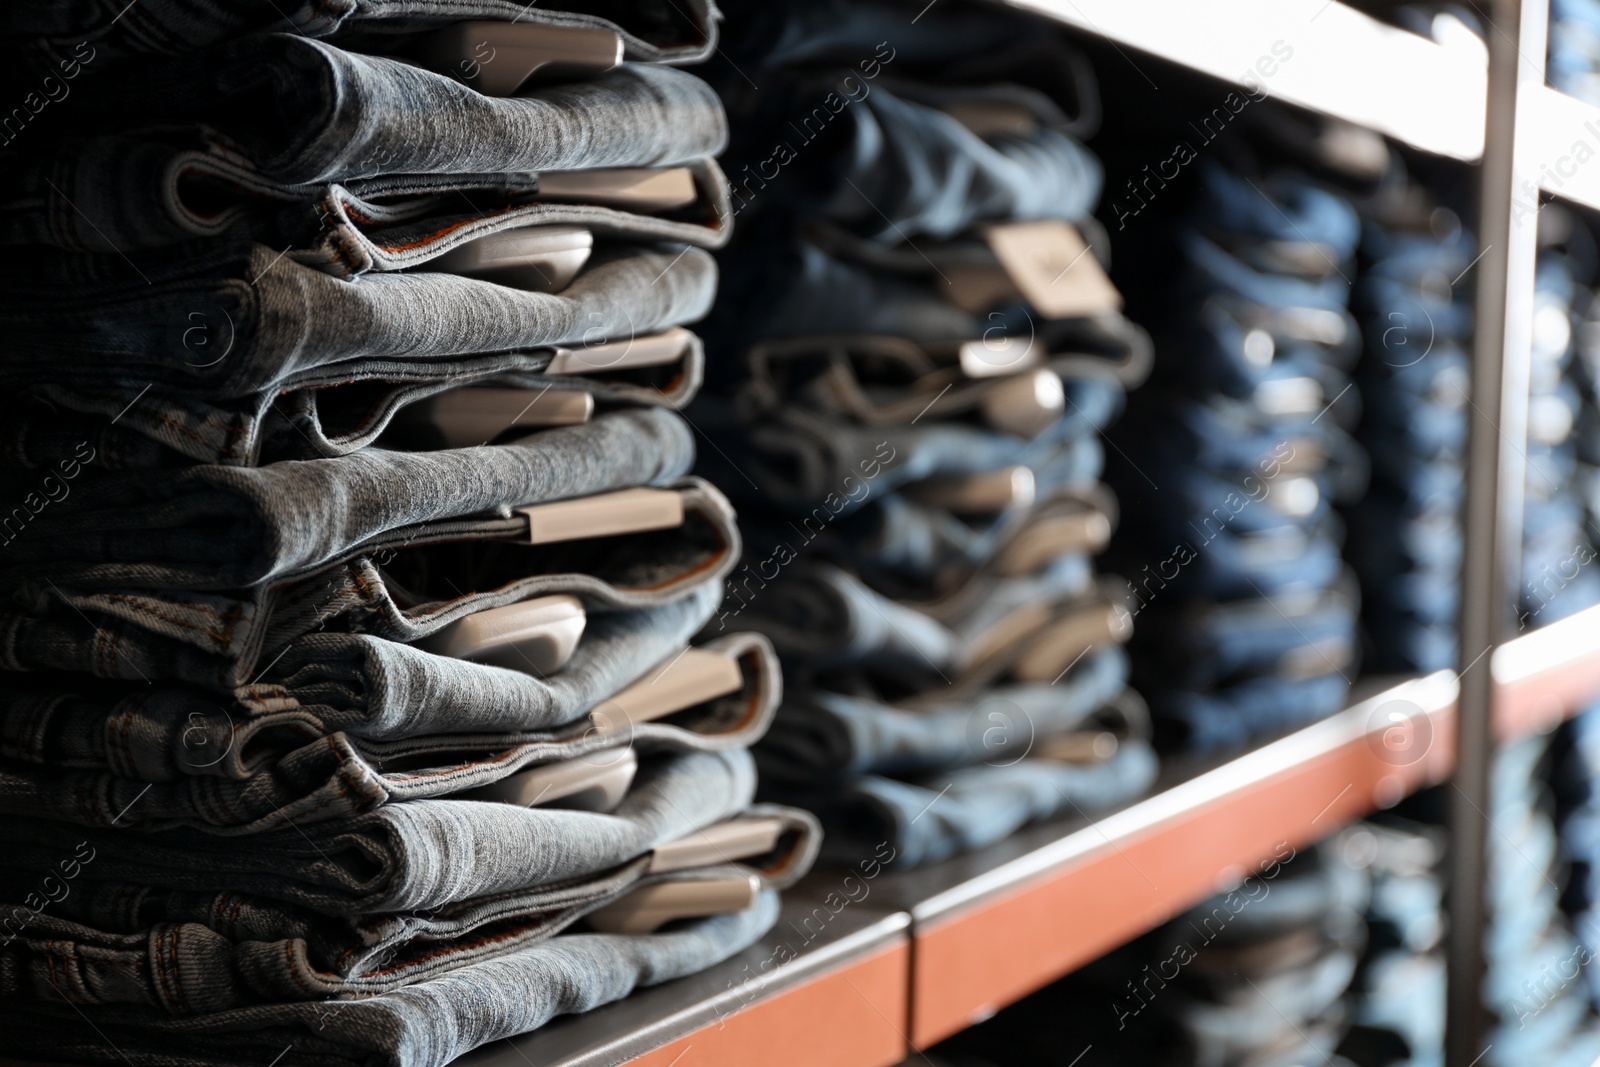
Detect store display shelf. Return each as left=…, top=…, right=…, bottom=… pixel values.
left=992, top=0, right=1486, bottom=160
left=1493, top=601, right=1600, bottom=738
left=879, top=672, right=1459, bottom=1047
left=452, top=611, right=1600, bottom=1067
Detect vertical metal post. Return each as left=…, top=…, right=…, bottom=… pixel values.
left=1446, top=1, right=1545, bottom=1063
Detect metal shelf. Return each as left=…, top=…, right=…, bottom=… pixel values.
left=1494, top=602, right=1600, bottom=736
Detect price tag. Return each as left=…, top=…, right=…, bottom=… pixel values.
left=984, top=220, right=1122, bottom=320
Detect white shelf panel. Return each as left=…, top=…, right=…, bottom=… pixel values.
left=996, top=0, right=1487, bottom=160
left=1530, top=85, right=1600, bottom=212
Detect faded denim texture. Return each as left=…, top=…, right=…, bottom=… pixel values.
left=756, top=646, right=1129, bottom=783
left=1344, top=186, right=1474, bottom=673
left=0, top=746, right=759, bottom=911
left=0, top=587, right=755, bottom=777
left=696, top=396, right=1105, bottom=519
left=4, top=145, right=733, bottom=259
left=0, top=408, right=697, bottom=591
left=0, top=625, right=781, bottom=824
left=0, top=240, right=716, bottom=467
left=0, top=806, right=815, bottom=1011
left=783, top=696, right=1157, bottom=869
left=0, top=329, right=710, bottom=471
left=0, top=894, right=779, bottom=1067
left=722, top=74, right=1101, bottom=241
left=0, top=475, right=737, bottom=687
left=14, top=40, right=727, bottom=189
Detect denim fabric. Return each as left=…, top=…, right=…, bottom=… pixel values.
left=738, top=333, right=1137, bottom=431
left=789, top=728, right=1158, bottom=868
left=696, top=396, right=1103, bottom=519
left=728, top=562, right=960, bottom=681
left=0, top=628, right=780, bottom=833
left=0, top=806, right=816, bottom=1011
left=238, top=590, right=733, bottom=749
left=1477, top=733, right=1600, bottom=1066
left=724, top=74, right=1100, bottom=241
left=706, top=239, right=974, bottom=349
left=792, top=486, right=1107, bottom=604
left=719, top=0, right=1097, bottom=132
left=1181, top=224, right=1357, bottom=315
left=0, top=239, right=716, bottom=458
left=1193, top=161, right=1362, bottom=261
left=0, top=329, right=709, bottom=470
left=708, top=236, right=1148, bottom=356
left=1151, top=670, right=1353, bottom=753
left=16, top=40, right=727, bottom=187
left=1552, top=0, right=1600, bottom=105
left=0, top=475, right=737, bottom=687
left=0, top=893, right=779, bottom=1067
left=1134, top=583, right=1357, bottom=691
left=0, top=746, right=757, bottom=912
left=1356, top=346, right=1471, bottom=461
left=736, top=562, right=1127, bottom=688
left=755, top=645, right=1127, bottom=783
left=0, top=408, right=697, bottom=593
left=1170, top=297, right=1342, bottom=401
left=1556, top=703, right=1600, bottom=1013
left=1357, top=274, right=1475, bottom=355
left=0, top=0, right=722, bottom=79
left=1132, top=396, right=1368, bottom=504
left=4, top=144, right=734, bottom=258
left=1171, top=950, right=1360, bottom=1063
left=1120, top=489, right=1348, bottom=601
left=1111, top=156, right=1361, bottom=752
left=1, top=585, right=737, bottom=779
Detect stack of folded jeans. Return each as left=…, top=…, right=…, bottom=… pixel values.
left=1575, top=270, right=1600, bottom=563
left=1518, top=223, right=1600, bottom=630
left=0, top=5, right=821, bottom=1065
left=1552, top=703, right=1600, bottom=1013
left=1343, top=171, right=1473, bottom=672
left=928, top=834, right=1371, bottom=1066
left=1111, top=154, right=1367, bottom=753
left=688, top=0, right=1159, bottom=868
left=1551, top=699, right=1600, bottom=1035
